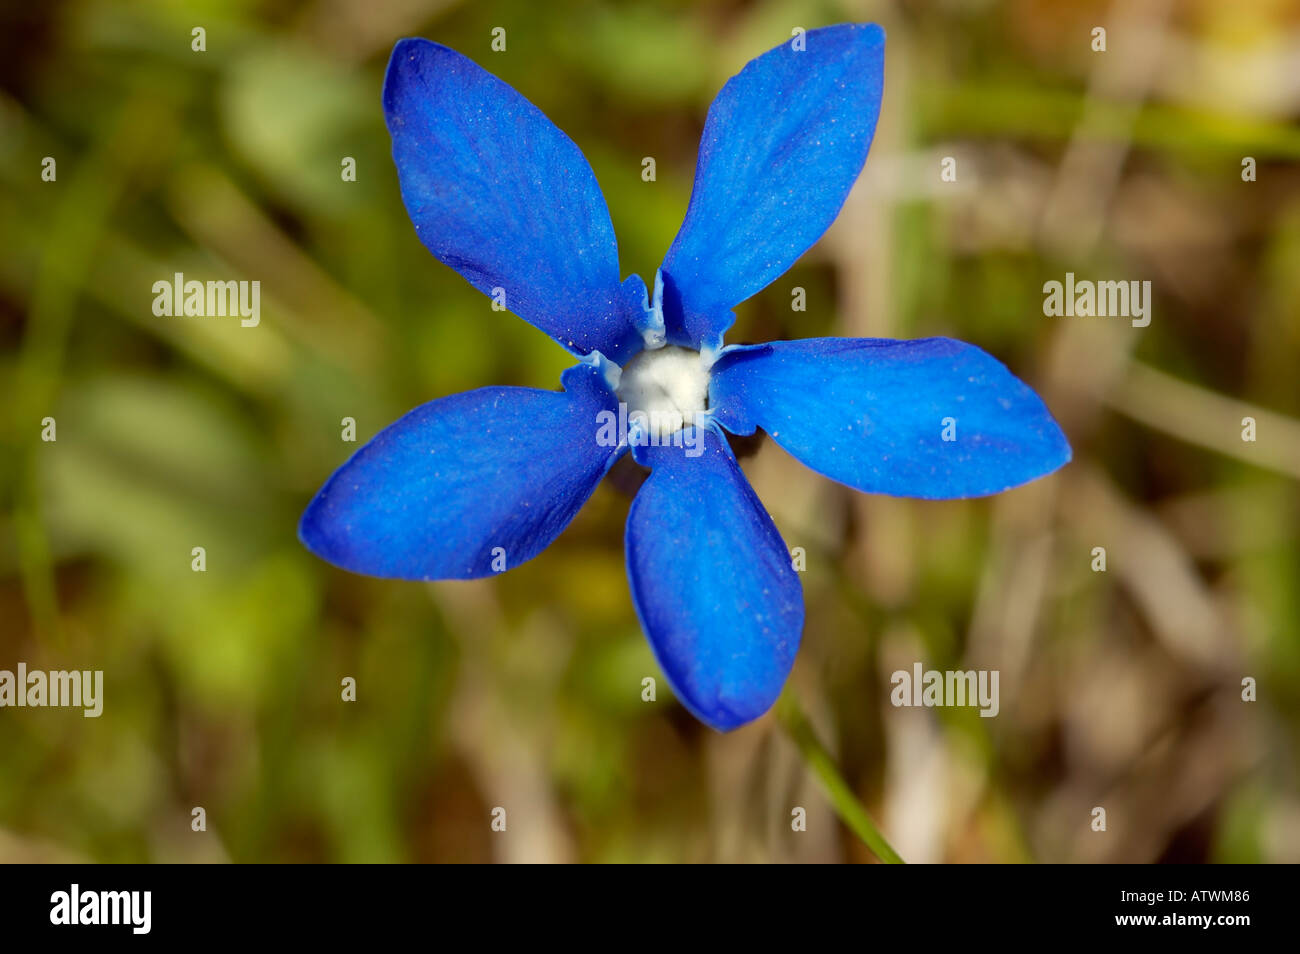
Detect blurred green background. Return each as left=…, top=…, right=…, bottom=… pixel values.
left=2, top=0, right=1299, bottom=863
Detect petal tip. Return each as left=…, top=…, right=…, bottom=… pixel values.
left=297, top=490, right=340, bottom=566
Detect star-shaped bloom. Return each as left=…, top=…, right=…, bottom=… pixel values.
left=300, top=24, right=1071, bottom=730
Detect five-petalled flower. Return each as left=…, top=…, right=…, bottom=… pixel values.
left=300, top=24, right=1071, bottom=731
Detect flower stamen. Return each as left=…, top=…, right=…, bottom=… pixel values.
left=615, top=345, right=710, bottom=439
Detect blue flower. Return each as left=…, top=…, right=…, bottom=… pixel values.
left=300, top=24, right=1071, bottom=731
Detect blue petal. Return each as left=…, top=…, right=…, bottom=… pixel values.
left=300, top=364, right=622, bottom=580
left=658, top=24, right=886, bottom=351
left=626, top=426, right=803, bottom=730
left=384, top=38, right=644, bottom=362
left=710, top=337, right=1072, bottom=499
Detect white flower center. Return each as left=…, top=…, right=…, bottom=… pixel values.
left=615, top=345, right=710, bottom=439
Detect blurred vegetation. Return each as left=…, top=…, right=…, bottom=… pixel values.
left=1, top=0, right=1298, bottom=862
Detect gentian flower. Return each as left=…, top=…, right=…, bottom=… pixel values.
left=300, top=24, right=1070, bottom=731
